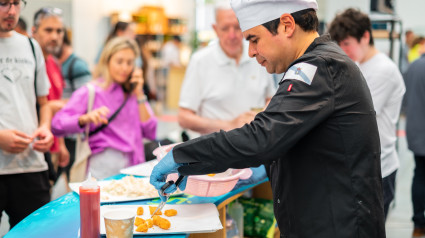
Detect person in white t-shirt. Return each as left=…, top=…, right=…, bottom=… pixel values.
left=161, top=35, right=182, bottom=71
left=0, top=0, right=53, bottom=228
left=329, top=8, right=405, bottom=220
left=177, top=3, right=276, bottom=189
left=178, top=3, right=276, bottom=136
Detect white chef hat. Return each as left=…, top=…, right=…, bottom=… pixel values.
left=230, top=0, right=318, bottom=31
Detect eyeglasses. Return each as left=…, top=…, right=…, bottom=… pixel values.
left=0, top=0, right=26, bottom=12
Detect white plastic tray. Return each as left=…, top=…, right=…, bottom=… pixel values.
left=119, top=159, right=158, bottom=177
left=69, top=177, right=182, bottom=203
left=100, top=204, right=223, bottom=235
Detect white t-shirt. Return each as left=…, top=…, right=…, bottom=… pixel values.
left=179, top=41, right=276, bottom=123
left=359, top=52, right=405, bottom=178
left=0, top=31, right=50, bottom=175
left=161, top=41, right=180, bottom=68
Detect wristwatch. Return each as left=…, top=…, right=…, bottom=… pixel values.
left=137, top=95, right=148, bottom=104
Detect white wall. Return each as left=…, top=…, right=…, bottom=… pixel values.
left=72, top=0, right=104, bottom=70
left=396, top=0, right=425, bottom=34
left=318, top=0, right=370, bottom=23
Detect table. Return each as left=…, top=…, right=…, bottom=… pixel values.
left=4, top=174, right=267, bottom=238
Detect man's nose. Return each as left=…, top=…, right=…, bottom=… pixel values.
left=228, top=28, right=237, bottom=39
left=248, top=43, right=256, bottom=58
left=51, top=31, right=61, bottom=41
left=7, top=3, right=18, bottom=14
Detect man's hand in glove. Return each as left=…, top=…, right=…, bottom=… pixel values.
left=150, top=148, right=188, bottom=200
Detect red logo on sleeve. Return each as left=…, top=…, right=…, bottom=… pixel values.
left=287, top=84, right=293, bottom=92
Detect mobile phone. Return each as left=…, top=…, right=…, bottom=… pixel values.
left=122, top=71, right=136, bottom=93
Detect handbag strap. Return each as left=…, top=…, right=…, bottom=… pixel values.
left=67, top=56, right=78, bottom=92
left=28, top=37, right=37, bottom=95
left=85, top=83, right=95, bottom=138
left=88, top=93, right=129, bottom=136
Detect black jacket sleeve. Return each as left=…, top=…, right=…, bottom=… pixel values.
left=174, top=57, right=335, bottom=175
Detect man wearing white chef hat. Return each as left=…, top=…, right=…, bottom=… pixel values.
left=151, top=1, right=385, bottom=237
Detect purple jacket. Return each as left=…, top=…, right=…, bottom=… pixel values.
left=52, top=81, right=157, bottom=165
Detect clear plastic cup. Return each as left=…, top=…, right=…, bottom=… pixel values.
left=103, top=210, right=136, bottom=238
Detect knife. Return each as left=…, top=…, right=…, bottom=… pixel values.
left=151, top=175, right=185, bottom=218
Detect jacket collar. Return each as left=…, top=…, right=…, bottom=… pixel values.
left=304, top=34, right=332, bottom=55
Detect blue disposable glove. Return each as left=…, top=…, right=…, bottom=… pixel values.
left=232, top=165, right=267, bottom=190
left=150, top=148, right=188, bottom=201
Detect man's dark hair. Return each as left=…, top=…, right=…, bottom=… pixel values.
left=17, top=18, right=27, bottom=31
left=105, top=21, right=130, bottom=44
left=262, top=8, right=318, bottom=35
left=63, top=28, right=71, bottom=46
left=173, top=35, right=182, bottom=42
left=328, top=8, right=374, bottom=46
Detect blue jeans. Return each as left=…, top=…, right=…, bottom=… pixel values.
left=383, top=170, right=397, bottom=220
left=412, top=155, right=425, bottom=227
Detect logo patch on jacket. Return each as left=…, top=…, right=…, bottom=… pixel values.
left=282, top=62, right=317, bottom=85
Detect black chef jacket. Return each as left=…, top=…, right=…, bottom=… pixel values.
left=173, top=34, right=385, bottom=238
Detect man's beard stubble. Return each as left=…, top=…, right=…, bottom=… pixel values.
left=0, top=18, right=18, bottom=32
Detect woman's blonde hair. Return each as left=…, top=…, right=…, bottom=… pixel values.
left=93, top=36, right=140, bottom=88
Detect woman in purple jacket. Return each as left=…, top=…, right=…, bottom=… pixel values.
left=52, top=37, right=157, bottom=179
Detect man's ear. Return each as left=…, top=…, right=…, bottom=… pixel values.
left=361, top=31, right=371, bottom=45
left=212, top=24, right=218, bottom=35
left=31, top=26, right=36, bottom=36
left=279, top=13, right=296, bottom=37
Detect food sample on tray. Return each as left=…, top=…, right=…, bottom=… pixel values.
left=146, top=218, right=153, bottom=228
left=137, top=206, right=144, bottom=215
left=149, top=206, right=162, bottom=215
left=152, top=215, right=161, bottom=226
left=135, top=222, right=148, bottom=232
left=101, top=176, right=158, bottom=198
left=164, top=209, right=177, bottom=217
left=134, top=217, right=145, bottom=227
left=135, top=208, right=175, bottom=233
left=158, top=217, right=171, bottom=230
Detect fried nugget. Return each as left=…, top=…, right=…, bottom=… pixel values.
left=135, top=223, right=148, bottom=232
left=164, top=209, right=177, bottom=217
left=146, top=218, right=153, bottom=228
left=137, top=206, right=144, bottom=216
left=134, top=217, right=145, bottom=227
left=159, top=217, right=171, bottom=230
left=149, top=206, right=162, bottom=215
left=152, top=215, right=161, bottom=226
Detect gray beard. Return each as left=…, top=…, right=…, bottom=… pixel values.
left=46, top=45, right=61, bottom=56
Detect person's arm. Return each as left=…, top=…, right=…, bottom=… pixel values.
left=178, top=107, right=256, bottom=135
left=132, top=69, right=152, bottom=123
left=47, top=99, right=68, bottom=116
left=52, top=85, right=109, bottom=136
left=32, top=96, right=54, bottom=152
left=131, top=68, right=158, bottom=140
left=57, top=137, right=70, bottom=167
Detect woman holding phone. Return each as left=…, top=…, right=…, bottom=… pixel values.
left=52, top=37, right=157, bottom=179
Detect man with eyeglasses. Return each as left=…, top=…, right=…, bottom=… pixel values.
left=0, top=0, right=54, bottom=229
left=32, top=7, right=70, bottom=178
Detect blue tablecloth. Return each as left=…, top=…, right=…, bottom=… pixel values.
left=5, top=174, right=266, bottom=238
